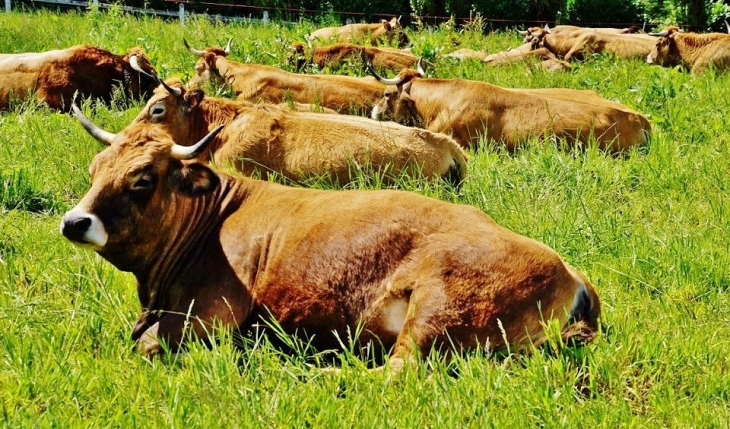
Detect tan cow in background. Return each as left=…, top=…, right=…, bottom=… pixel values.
left=75, top=81, right=468, bottom=187
left=526, top=24, right=657, bottom=61
left=291, top=42, right=423, bottom=73
left=647, top=26, right=730, bottom=74
left=185, top=39, right=384, bottom=114
left=308, top=16, right=409, bottom=48
left=62, top=120, right=600, bottom=372
left=0, top=45, right=158, bottom=110
left=370, top=62, right=651, bottom=153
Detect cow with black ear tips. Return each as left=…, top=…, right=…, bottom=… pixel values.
left=63, top=112, right=601, bottom=370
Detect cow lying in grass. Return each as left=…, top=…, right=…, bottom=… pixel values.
left=308, top=16, right=409, bottom=48
left=0, top=45, right=157, bottom=110
left=647, top=27, right=730, bottom=74
left=61, top=120, right=601, bottom=373
left=75, top=80, right=468, bottom=187
left=291, top=42, right=423, bottom=73
left=184, top=39, right=384, bottom=115
left=371, top=61, right=651, bottom=153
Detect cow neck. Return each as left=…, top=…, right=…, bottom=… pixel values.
left=135, top=174, right=247, bottom=311
left=188, top=98, right=241, bottom=151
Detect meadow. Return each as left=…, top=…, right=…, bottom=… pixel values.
left=1, top=7, right=729, bottom=427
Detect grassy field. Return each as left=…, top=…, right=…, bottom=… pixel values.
left=1, top=7, right=730, bottom=427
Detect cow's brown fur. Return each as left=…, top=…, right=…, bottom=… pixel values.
left=444, top=44, right=571, bottom=72
left=187, top=44, right=384, bottom=115
left=308, top=17, right=409, bottom=48
left=292, top=42, right=422, bottom=73
left=371, top=69, right=651, bottom=153
left=0, top=45, right=157, bottom=110
left=521, top=25, right=645, bottom=44
left=127, top=81, right=467, bottom=186
left=647, top=27, right=730, bottom=74
left=530, top=30, right=657, bottom=61
left=61, top=124, right=600, bottom=371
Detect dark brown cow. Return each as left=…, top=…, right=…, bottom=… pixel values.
left=370, top=62, right=651, bottom=153
left=526, top=25, right=657, bottom=61
left=647, top=27, right=730, bottom=74
left=76, top=81, right=468, bottom=187
left=0, top=45, right=158, bottom=110
left=61, top=120, right=600, bottom=372
left=185, top=39, right=384, bottom=114
left=291, top=42, right=423, bottom=73
left=308, top=16, right=409, bottom=48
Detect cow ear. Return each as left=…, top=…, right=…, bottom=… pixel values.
left=400, top=81, right=413, bottom=97
left=383, top=21, right=392, bottom=31
left=183, top=89, right=204, bottom=112
left=169, top=162, right=219, bottom=196
left=203, top=52, right=217, bottom=70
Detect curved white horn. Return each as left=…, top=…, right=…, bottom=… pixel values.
left=544, top=23, right=551, bottom=33
left=725, top=20, right=730, bottom=33
left=368, top=65, right=403, bottom=85
left=129, top=54, right=155, bottom=78
left=223, top=38, right=233, bottom=55
left=648, top=30, right=669, bottom=37
left=397, top=15, right=402, bottom=23
left=159, top=79, right=183, bottom=97
left=72, top=104, right=116, bottom=146
left=416, top=57, right=425, bottom=76
left=183, top=38, right=205, bottom=57
left=170, top=125, right=225, bottom=160
left=517, top=29, right=529, bottom=35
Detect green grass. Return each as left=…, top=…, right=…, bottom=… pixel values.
left=1, top=8, right=730, bottom=427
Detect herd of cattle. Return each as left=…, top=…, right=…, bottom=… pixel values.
left=2, top=16, right=725, bottom=371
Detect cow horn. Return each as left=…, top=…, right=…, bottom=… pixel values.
left=397, top=15, right=402, bottom=23
left=648, top=30, right=669, bottom=37
left=725, top=19, right=730, bottom=33
left=170, top=125, right=225, bottom=160
left=416, top=57, right=426, bottom=76
left=223, top=38, right=233, bottom=55
left=544, top=23, right=551, bottom=33
left=159, top=79, right=183, bottom=97
left=129, top=54, right=155, bottom=78
left=183, top=38, right=205, bottom=57
left=367, top=64, right=403, bottom=85
left=72, top=104, right=116, bottom=146
left=517, top=29, right=529, bottom=35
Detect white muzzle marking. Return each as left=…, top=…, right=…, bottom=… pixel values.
left=61, top=206, right=108, bottom=249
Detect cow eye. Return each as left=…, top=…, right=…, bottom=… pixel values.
left=131, top=176, right=155, bottom=193
left=150, top=104, right=166, bottom=122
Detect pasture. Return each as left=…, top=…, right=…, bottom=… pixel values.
left=1, top=8, right=730, bottom=427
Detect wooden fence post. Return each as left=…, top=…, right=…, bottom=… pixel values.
left=179, top=3, right=185, bottom=25
left=263, top=10, right=268, bottom=25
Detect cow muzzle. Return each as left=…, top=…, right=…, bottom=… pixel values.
left=60, top=207, right=108, bottom=248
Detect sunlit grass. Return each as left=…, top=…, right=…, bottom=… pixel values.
left=1, top=8, right=729, bottom=427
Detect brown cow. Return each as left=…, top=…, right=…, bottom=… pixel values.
left=75, top=81, right=468, bottom=187
left=647, top=27, right=730, bottom=74
left=526, top=24, right=657, bottom=61
left=185, top=39, right=384, bottom=115
left=0, top=45, right=158, bottom=111
left=61, top=120, right=600, bottom=372
left=308, top=16, right=409, bottom=48
left=444, top=44, right=571, bottom=72
left=370, top=62, right=651, bottom=153
left=518, top=24, right=645, bottom=44
left=291, top=42, right=423, bottom=73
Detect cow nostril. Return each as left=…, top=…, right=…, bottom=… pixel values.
left=62, top=216, right=92, bottom=241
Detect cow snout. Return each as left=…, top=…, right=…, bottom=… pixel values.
left=60, top=208, right=108, bottom=248
left=646, top=53, right=654, bottom=64
left=62, top=216, right=91, bottom=239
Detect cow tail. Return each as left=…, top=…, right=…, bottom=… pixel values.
left=561, top=267, right=601, bottom=346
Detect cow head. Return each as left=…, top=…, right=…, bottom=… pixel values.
left=184, top=38, right=233, bottom=90
left=129, top=78, right=208, bottom=147
left=380, top=16, right=410, bottom=48
left=647, top=27, right=681, bottom=66
left=370, top=59, right=425, bottom=127
left=61, top=106, right=223, bottom=272
left=288, top=42, right=310, bottom=72
left=518, top=26, right=548, bottom=45
left=120, top=47, right=160, bottom=100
